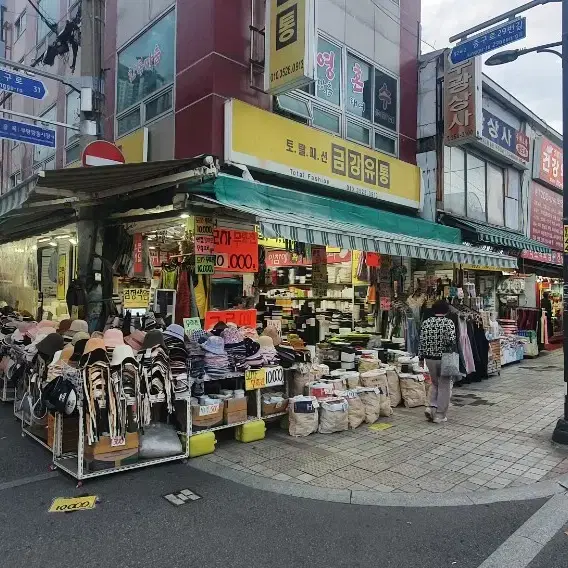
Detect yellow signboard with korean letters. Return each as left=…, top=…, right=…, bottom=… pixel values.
left=265, top=0, right=316, bottom=94
left=225, top=99, right=421, bottom=208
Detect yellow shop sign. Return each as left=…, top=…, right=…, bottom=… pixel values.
left=225, top=99, right=421, bottom=208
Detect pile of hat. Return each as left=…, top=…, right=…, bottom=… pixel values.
left=163, top=324, right=190, bottom=397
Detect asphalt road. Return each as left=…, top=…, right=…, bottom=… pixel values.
left=0, top=403, right=563, bottom=568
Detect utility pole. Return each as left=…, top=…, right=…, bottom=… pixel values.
left=76, top=0, right=106, bottom=330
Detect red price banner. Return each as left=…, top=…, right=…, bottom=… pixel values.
left=213, top=228, right=258, bottom=273
left=204, top=309, right=257, bottom=330
left=133, top=234, right=143, bottom=275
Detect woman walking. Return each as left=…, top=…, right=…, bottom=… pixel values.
left=418, top=300, right=457, bottom=424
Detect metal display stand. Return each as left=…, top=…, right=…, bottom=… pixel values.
left=52, top=366, right=191, bottom=484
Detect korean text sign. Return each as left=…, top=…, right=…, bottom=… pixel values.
left=205, top=309, right=257, bottom=330
left=533, top=137, right=563, bottom=191
left=443, top=55, right=482, bottom=146
left=213, top=228, right=259, bottom=273
left=123, top=289, right=150, bottom=308
left=225, top=99, right=421, bottom=209
left=481, top=109, right=530, bottom=166
left=264, top=0, right=316, bottom=94
left=529, top=182, right=562, bottom=251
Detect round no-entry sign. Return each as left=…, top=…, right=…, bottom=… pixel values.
left=82, top=140, right=126, bottom=167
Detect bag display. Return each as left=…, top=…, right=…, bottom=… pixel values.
left=358, top=358, right=379, bottom=373
left=318, top=398, right=348, bottom=434
left=441, top=352, right=460, bottom=377
left=288, top=396, right=319, bottom=437
left=379, top=388, right=393, bottom=417
left=399, top=374, right=426, bottom=408
left=292, top=364, right=327, bottom=396
left=359, top=369, right=386, bottom=388
left=343, top=392, right=365, bottom=429
left=139, top=423, right=183, bottom=458
left=385, top=367, right=402, bottom=407
left=359, top=388, right=381, bottom=423
left=343, top=371, right=360, bottom=389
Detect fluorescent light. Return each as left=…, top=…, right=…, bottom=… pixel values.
left=180, top=213, right=190, bottom=219
left=49, top=240, right=57, bottom=247
left=37, top=237, right=50, bottom=243
left=149, top=246, right=156, bottom=250
left=69, top=238, right=78, bottom=246
left=55, top=234, right=70, bottom=239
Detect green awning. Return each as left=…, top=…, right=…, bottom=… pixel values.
left=441, top=215, right=550, bottom=253
left=192, top=175, right=518, bottom=269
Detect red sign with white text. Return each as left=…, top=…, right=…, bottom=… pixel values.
left=521, top=250, right=562, bottom=266
left=205, top=309, right=257, bottom=330
left=133, top=234, right=143, bottom=274
left=533, top=137, right=563, bottom=191
left=265, top=249, right=352, bottom=267
left=213, top=228, right=258, bottom=273
left=529, top=182, right=562, bottom=251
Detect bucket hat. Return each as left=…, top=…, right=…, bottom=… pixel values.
left=190, top=329, right=209, bottom=344
left=222, top=327, right=244, bottom=345
left=80, top=337, right=109, bottom=366
left=202, top=335, right=225, bottom=355
left=244, top=337, right=260, bottom=357
left=57, top=319, right=73, bottom=334
left=70, top=338, right=88, bottom=362
left=210, top=321, right=228, bottom=336
left=60, top=344, right=74, bottom=363
left=164, top=324, right=185, bottom=342
left=70, top=319, right=89, bottom=333
left=140, top=329, right=166, bottom=351
left=91, top=331, right=104, bottom=339
left=37, top=332, right=65, bottom=358
left=71, top=331, right=90, bottom=345
left=103, top=328, right=124, bottom=349
left=262, top=326, right=281, bottom=346
left=258, top=335, right=275, bottom=349
left=38, top=320, right=56, bottom=329
left=124, top=329, right=146, bottom=352
left=110, top=344, right=136, bottom=366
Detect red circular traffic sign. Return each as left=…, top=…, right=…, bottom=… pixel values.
left=82, top=140, right=126, bottom=167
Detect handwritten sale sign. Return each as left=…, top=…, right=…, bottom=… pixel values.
left=213, top=228, right=258, bottom=273
left=204, top=309, right=257, bottom=330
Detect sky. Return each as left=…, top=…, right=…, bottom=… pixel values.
left=421, top=0, right=563, bottom=133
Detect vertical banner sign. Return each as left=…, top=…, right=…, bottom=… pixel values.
left=533, top=137, right=563, bottom=191
left=133, top=234, right=143, bottom=275
left=311, top=245, right=328, bottom=297
left=264, top=0, right=316, bottom=94
left=443, top=53, right=482, bottom=146
left=213, top=228, right=259, bottom=273
left=194, top=216, right=215, bottom=275
left=529, top=183, right=563, bottom=251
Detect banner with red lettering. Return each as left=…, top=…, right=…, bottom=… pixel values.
left=214, top=228, right=258, bottom=273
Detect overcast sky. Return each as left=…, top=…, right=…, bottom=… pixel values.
left=421, top=0, right=562, bottom=133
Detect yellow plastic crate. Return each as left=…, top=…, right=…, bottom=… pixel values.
left=235, top=419, right=266, bottom=443
left=188, top=431, right=216, bottom=458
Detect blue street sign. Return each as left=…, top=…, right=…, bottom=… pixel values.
left=0, top=68, right=47, bottom=100
left=0, top=118, right=55, bottom=148
left=450, top=17, right=527, bottom=65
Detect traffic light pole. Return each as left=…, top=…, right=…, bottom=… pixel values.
left=551, top=0, right=568, bottom=443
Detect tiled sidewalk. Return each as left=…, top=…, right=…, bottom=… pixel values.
left=198, top=350, right=568, bottom=494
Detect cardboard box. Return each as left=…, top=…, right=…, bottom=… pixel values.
left=262, top=399, right=288, bottom=416
left=47, top=414, right=79, bottom=454
left=224, top=396, right=248, bottom=425
left=84, top=432, right=139, bottom=459
left=85, top=447, right=139, bottom=472
left=191, top=402, right=224, bottom=429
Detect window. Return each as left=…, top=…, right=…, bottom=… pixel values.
left=9, top=171, right=21, bottom=188
left=506, top=169, right=521, bottom=230
left=15, top=10, right=26, bottom=40
left=275, top=95, right=311, bottom=121
left=34, top=106, right=57, bottom=164
left=315, top=37, right=342, bottom=106
left=116, top=10, right=175, bottom=130
left=65, top=90, right=80, bottom=163
left=466, top=153, right=486, bottom=222
left=36, top=0, right=58, bottom=44
left=273, top=36, right=400, bottom=156
left=443, top=145, right=518, bottom=228
left=443, top=146, right=466, bottom=216
left=487, top=163, right=505, bottom=226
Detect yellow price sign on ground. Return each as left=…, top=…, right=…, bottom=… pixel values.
left=49, top=495, right=97, bottom=513
left=368, top=423, right=393, bottom=432
left=245, top=368, right=267, bottom=391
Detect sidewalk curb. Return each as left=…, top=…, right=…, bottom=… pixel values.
left=188, top=460, right=568, bottom=507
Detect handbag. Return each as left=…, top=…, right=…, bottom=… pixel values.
left=440, top=352, right=460, bottom=377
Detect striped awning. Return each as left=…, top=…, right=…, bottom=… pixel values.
left=441, top=216, right=550, bottom=253
left=194, top=197, right=518, bottom=269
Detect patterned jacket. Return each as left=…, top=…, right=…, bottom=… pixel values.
left=418, top=316, right=457, bottom=360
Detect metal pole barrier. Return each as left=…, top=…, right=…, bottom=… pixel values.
left=552, top=0, right=568, bottom=443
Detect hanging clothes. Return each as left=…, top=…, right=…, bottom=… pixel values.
left=161, top=265, right=178, bottom=289
left=458, top=318, right=476, bottom=375
left=176, top=269, right=191, bottom=325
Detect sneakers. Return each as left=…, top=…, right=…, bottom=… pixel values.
left=424, top=407, right=434, bottom=421
left=433, top=416, right=448, bottom=424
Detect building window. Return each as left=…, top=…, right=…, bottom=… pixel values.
left=14, top=10, right=26, bottom=40
left=116, top=10, right=175, bottom=136
left=34, top=106, right=57, bottom=165
left=443, top=145, right=516, bottom=228
left=486, top=163, right=505, bottom=226
left=273, top=35, right=400, bottom=157
left=443, top=146, right=466, bottom=216
left=65, top=90, right=80, bottom=163
left=9, top=171, right=21, bottom=188
left=36, top=0, right=58, bottom=45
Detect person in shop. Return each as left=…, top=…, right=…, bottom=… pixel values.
left=541, top=291, right=553, bottom=339
left=418, top=300, right=457, bottom=424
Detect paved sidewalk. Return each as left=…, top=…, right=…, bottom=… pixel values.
left=196, top=350, right=568, bottom=495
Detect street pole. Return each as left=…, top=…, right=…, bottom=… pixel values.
left=76, top=0, right=105, bottom=330
left=552, top=0, right=568, bottom=443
